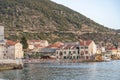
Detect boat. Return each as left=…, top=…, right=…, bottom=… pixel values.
left=102, top=56, right=111, bottom=62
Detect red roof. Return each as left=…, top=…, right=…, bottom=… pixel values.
left=80, top=40, right=92, bottom=46
left=63, top=45, right=77, bottom=49
left=29, top=40, right=41, bottom=43
left=6, top=40, right=19, bottom=46
left=64, top=45, right=73, bottom=49
left=108, top=48, right=117, bottom=50
left=34, top=44, right=43, bottom=47
left=47, top=42, right=64, bottom=48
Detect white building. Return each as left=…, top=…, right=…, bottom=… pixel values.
left=5, top=40, right=24, bottom=59
left=56, top=43, right=80, bottom=60
left=27, top=40, right=49, bottom=50
left=0, top=26, right=5, bottom=59
left=79, top=40, right=97, bottom=60
left=0, top=41, right=5, bottom=59
left=0, top=26, right=4, bottom=41
left=56, top=40, right=97, bottom=61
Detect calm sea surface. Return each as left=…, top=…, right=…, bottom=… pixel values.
left=0, top=60, right=120, bottom=80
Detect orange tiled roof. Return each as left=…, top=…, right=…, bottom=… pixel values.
left=108, top=48, right=117, bottom=50
left=34, top=44, right=43, bottom=47
left=80, top=40, right=92, bottom=46
left=63, top=45, right=77, bottom=49
left=29, top=40, right=41, bottom=42
left=47, top=42, right=64, bottom=48
left=6, top=40, right=18, bottom=46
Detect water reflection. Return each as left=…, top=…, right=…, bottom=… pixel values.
left=0, top=61, right=120, bottom=80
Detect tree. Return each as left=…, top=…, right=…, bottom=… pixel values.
left=20, top=36, right=28, bottom=49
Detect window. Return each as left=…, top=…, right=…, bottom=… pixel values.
left=69, top=51, right=71, bottom=54
left=73, top=51, right=76, bottom=54
left=77, top=56, right=79, bottom=59
left=64, top=56, right=67, bottom=59
left=4, top=54, right=6, bottom=56
left=81, top=47, right=84, bottom=49
left=85, top=51, right=88, bottom=54
left=85, top=46, right=88, bottom=49
left=73, top=56, right=76, bottom=59
left=81, top=51, right=84, bottom=55
left=67, top=56, right=69, bottom=59
left=64, top=51, right=66, bottom=54
left=70, top=56, right=72, bottom=59
left=60, top=52, right=63, bottom=56
left=86, top=56, right=89, bottom=59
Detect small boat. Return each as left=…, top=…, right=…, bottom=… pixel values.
left=102, top=56, right=111, bottom=62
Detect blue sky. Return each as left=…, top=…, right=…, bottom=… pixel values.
left=51, top=0, right=120, bottom=29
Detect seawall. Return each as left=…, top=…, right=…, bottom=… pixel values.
left=0, top=59, right=23, bottom=71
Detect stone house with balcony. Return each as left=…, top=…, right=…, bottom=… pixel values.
left=106, top=47, right=120, bottom=59
left=79, top=40, right=97, bottom=60
left=56, top=44, right=80, bottom=60
left=55, top=40, right=97, bottom=61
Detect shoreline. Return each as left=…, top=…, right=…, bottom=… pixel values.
left=0, top=64, right=23, bottom=71
left=1, top=59, right=118, bottom=71
left=0, top=59, right=23, bottom=71
left=23, top=59, right=106, bottom=64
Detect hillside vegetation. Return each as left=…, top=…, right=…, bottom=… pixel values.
left=0, top=0, right=118, bottom=43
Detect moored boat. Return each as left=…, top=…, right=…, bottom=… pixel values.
left=102, top=56, right=111, bottom=62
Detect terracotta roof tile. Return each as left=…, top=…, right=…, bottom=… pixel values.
left=29, top=40, right=41, bottom=43
left=47, top=42, right=64, bottom=48
left=64, top=45, right=74, bottom=49
left=34, top=44, right=43, bottom=47
left=108, top=48, right=117, bottom=50
left=6, top=40, right=18, bottom=46
left=80, top=40, right=92, bottom=46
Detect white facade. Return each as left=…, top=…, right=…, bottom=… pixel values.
left=0, top=26, right=4, bottom=59
left=28, top=44, right=34, bottom=50
left=56, top=40, right=97, bottom=60
left=6, top=42, right=24, bottom=59
left=15, top=43, right=24, bottom=59
left=80, top=41, right=97, bottom=60
left=56, top=44, right=80, bottom=60
left=56, top=49, right=79, bottom=60
left=28, top=40, right=49, bottom=49
left=107, top=48, right=120, bottom=58
left=0, top=43, right=5, bottom=59
left=0, top=26, right=4, bottom=41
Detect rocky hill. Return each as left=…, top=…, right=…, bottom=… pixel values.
left=0, top=0, right=118, bottom=42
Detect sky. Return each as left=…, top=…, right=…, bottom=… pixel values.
left=51, top=0, right=120, bottom=29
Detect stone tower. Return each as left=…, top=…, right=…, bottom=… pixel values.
left=0, top=26, right=4, bottom=41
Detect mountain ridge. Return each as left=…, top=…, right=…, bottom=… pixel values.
left=0, top=0, right=118, bottom=42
